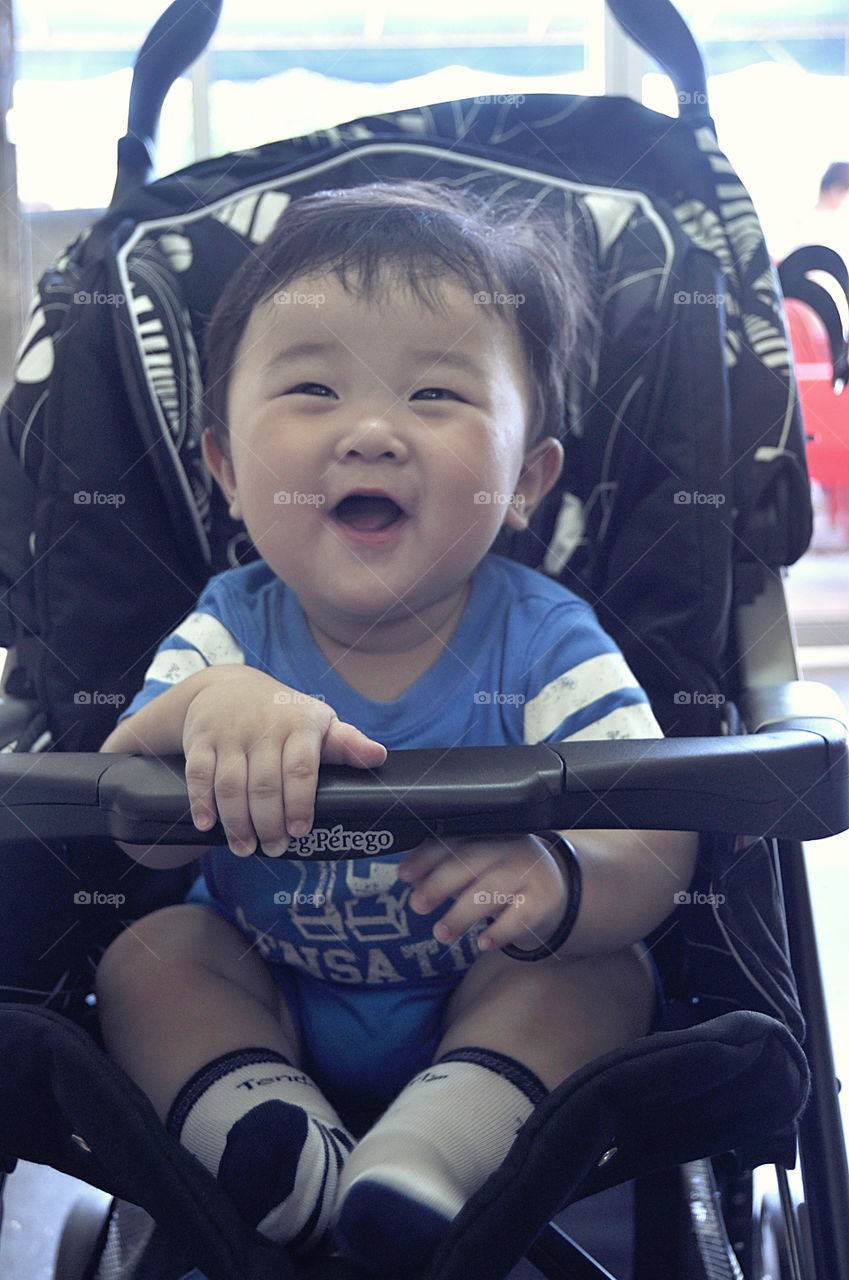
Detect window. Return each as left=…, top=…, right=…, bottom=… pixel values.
left=641, top=4, right=849, bottom=257
left=10, top=2, right=600, bottom=212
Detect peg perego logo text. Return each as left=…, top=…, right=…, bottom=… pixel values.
left=288, top=824, right=394, bottom=857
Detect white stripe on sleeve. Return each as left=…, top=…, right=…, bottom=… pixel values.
left=523, top=652, right=655, bottom=743
left=557, top=702, right=663, bottom=742
left=172, top=612, right=245, bottom=666
left=145, top=648, right=209, bottom=686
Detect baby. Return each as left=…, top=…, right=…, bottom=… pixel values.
left=97, top=181, right=697, bottom=1271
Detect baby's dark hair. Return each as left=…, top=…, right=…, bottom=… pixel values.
left=203, top=180, right=589, bottom=449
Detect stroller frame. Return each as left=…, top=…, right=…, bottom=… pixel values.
left=0, top=1, right=848, bottom=1277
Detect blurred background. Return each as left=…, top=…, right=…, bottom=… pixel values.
left=4, top=1, right=849, bottom=340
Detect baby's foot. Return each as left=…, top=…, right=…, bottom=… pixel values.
left=219, top=1098, right=354, bottom=1252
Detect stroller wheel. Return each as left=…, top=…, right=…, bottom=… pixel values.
left=53, top=1191, right=112, bottom=1280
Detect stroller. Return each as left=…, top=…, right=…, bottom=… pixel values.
left=0, top=0, right=848, bottom=1276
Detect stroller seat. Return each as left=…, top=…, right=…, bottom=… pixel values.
left=0, top=2, right=847, bottom=1277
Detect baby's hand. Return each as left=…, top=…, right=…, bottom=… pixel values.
left=182, top=667, right=386, bottom=856
left=398, top=835, right=568, bottom=954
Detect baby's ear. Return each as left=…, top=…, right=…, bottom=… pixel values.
left=201, top=428, right=242, bottom=521
left=505, top=438, right=564, bottom=531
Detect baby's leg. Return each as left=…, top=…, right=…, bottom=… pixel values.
left=439, top=941, right=657, bottom=1083
left=96, top=903, right=299, bottom=1114
left=96, top=905, right=354, bottom=1250
left=334, top=945, right=654, bottom=1269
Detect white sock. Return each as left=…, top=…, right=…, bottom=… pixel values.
left=332, top=1047, right=547, bottom=1269
left=166, top=1048, right=354, bottom=1251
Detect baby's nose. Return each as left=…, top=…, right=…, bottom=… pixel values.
left=334, top=413, right=409, bottom=461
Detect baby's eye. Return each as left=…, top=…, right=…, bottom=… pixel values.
left=410, top=387, right=462, bottom=402
left=286, top=382, right=337, bottom=398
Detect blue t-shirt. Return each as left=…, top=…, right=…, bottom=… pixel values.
left=124, top=554, right=661, bottom=991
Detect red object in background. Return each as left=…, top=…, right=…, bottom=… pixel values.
left=784, top=296, right=849, bottom=538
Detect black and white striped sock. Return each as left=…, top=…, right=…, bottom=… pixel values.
left=166, top=1048, right=354, bottom=1251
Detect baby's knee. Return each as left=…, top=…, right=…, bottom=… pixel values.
left=96, top=903, right=212, bottom=998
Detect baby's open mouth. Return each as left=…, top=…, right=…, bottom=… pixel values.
left=332, top=494, right=406, bottom=532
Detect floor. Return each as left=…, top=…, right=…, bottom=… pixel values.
left=1, top=543, right=848, bottom=1280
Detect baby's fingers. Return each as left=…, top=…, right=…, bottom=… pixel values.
left=245, top=743, right=289, bottom=857
left=398, top=837, right=458, bottom=885
left=184, top=743, right=218, bottom=833
left=280, top=727, right=325, bottom=837
left=209, top=750, right=254, bottom=855
left=322, top=718, right=387, bottom=769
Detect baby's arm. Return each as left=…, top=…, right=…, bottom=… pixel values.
left=400, top=828, right=699, bottom=957
left=101, top=664, right=386, bottom=864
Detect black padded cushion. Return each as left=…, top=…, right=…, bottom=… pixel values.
left=0, top=1004, right=807, bottom=1280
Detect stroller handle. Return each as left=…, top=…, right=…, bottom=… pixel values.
left=111, top=0, right=224, bottom=206
left=0, top=683, right=846, bottom=851
left=111, top=0, right=708, bottom=206
left=606, top=0, right=709, bottom=117
left=779, top=245, right=849, bottom=385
